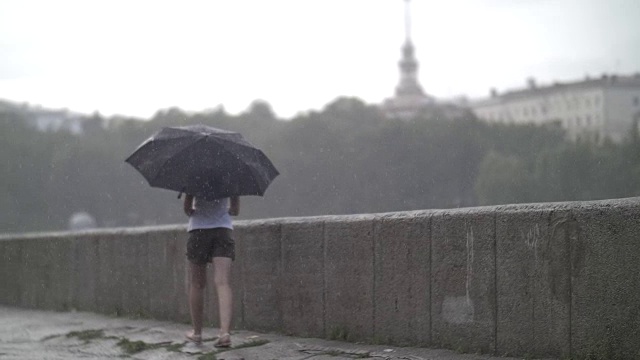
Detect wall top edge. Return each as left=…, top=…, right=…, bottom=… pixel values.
left=0, top=224, right=186, bottom=241
left=2, top=197, right=639, bottom=240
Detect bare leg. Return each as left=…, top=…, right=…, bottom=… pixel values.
left=188, top=262, right=207, bottom=337
left=213, top=257, right=233, bottom=336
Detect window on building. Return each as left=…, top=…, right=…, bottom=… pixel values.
left=576, top=116, right=581, bottom=126
left=586, top=115, right=592, bottom=126
left=585, top=98, right=591, bottom=107
left=594, top=96, right=600, bottom=106
left=634, top=96, right=639, bottom=106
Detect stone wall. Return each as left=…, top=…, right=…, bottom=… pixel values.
left=2, top=198, right=640, bottom=358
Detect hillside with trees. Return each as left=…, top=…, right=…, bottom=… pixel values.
left=2, top=97, right=640, bottom=233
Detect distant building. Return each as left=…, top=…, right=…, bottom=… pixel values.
left=381, top=0, right=468, bottom=121
left=0, top=99, right=86, bottom=134
left=31, top=108, right=84, bottom=134
left=470, top=74, right=640, bottom=142
left=382, top=0, right=435, bottom=120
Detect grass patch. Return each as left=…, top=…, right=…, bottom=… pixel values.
left=197, top=353, right=218, bottom=360
left=328, top=349, right=371, bottom=358
left=116, top=338, right=168, bottom=353
left=300, top=348, right=371, bottom=359
left=110, top=306, right=123, bottom=317
left=116, top=337, right=180, bottom=355
left=65, top=329, right=186, bottom=356
left=325, top=349, right=343, bottom=356
left=232, top=339, right=270, bottom=349
left=165, top=343, right=184, bottom=352
left=41, top=334, right=63, bottom=341
left=117, top=338, right=152, bottom=354
left=328, top=326, right=350, bottom=341
left=66, top=329, right=105, bottom=342
left=129, top=307, right=151, bottom=319
left=330, top=350, right=371, bottom=359
left=196, top=338, right=270, bottom=359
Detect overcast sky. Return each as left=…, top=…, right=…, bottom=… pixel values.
left=0, top=0, right=638, bottom=118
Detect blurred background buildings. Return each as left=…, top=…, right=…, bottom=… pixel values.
left=381, top=0, right=640, bottom=143
left=470, top=74, right=640, bottom=142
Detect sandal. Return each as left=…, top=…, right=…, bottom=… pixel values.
left=214, top=333, right=231, bottom=348
left=185, top=331, right=203, bottom=345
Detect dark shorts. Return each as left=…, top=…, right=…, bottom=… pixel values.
left=186, top=228, right=235, bottom=264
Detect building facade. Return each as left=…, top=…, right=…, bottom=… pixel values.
left=0, top=99, right=85, bottom=134
left=470, top=74, right=640, bottom=142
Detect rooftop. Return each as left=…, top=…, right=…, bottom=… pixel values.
left=473, top=73, right=640, bottom=106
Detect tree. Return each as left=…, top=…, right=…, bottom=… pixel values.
left=244, top=100, right=276, bottom=121
left=475, top=151, right=532, bottom=205
left=4, top=95, right=640, bottom=233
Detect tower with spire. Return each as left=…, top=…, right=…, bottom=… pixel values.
left=383, top=0, right=434, bottom=119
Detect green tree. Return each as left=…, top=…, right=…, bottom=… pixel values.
left=475, top=151, right=532, bottom=205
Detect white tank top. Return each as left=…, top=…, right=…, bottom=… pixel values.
left=188, top=197, right=233, bottom=232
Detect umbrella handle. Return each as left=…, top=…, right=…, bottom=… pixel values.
left=177, top=187, right=186, bottom=199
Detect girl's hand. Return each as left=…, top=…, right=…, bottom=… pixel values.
left=229, top=196, right=240, bottom=216
left=183, top=194, right=194, bottom=216
left=184, top=207, right=194, bottom=217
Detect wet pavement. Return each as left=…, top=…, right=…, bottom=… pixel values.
left=0, top=306, right=523, bottom=360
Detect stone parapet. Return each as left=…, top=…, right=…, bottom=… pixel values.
left=2, top=198, right=640, bottom=358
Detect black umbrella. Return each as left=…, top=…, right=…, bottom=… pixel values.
left=125, top=125, right=279, bottom=200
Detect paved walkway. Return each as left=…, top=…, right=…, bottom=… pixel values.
left=0, top=306, right=522, bottom=360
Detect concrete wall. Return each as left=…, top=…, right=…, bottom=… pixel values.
left=2, top=198, right=640, bottom=358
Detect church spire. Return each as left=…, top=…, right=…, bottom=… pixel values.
left=395, top=0, right=425, bottom=97
left=382, top=0, right=433, bottom=120
left=404, top=0, right=412, bottom=42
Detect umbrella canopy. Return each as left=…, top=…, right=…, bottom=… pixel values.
left=125, top=125, right=279, bottom=200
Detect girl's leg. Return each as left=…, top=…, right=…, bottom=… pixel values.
left=188, top=262, right=207, bottom=337
left=213, top=257, right=233, bottom=336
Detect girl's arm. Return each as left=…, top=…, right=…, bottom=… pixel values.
left=229, top=196, right=240, bottom=216
left=183, top=194, right=194, bottom=216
